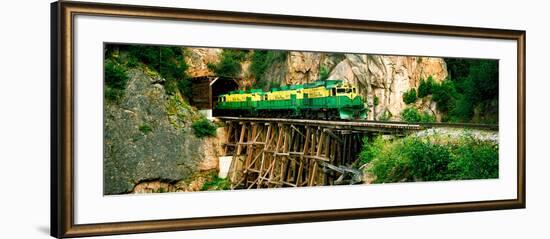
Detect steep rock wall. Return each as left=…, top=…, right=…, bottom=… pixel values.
left=103, top=68, right=220, bottom=194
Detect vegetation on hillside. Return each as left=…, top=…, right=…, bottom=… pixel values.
left=191, top=118, right=217, bottom=138
left=401, top=108, right=435, bottom=123
left=104, top=59, right=129, bottom=102
left=401, top=59, right=498, bottom=123
left=207, top=49, right=248, bottom=78
left=200, top=171, right=231, bottom=191
left=249, top=50, right=287, bottom=89
left=402, top=89, right=418, bottom=105
left=104, top=44, right=192, bottom=101
left=357, top=133, right=498, bottom=183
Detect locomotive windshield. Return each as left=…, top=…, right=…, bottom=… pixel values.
left=337, top=88, right=352, bottom=94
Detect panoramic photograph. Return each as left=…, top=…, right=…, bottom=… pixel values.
left=103, top=43, right=499, bottom=195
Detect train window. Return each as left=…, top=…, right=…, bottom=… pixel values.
left=331, top=88, right=336, bottom=96
left=337, top=88, right=352, bottom=94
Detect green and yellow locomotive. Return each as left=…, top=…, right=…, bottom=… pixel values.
left=215, top=80, right=366, bottom=120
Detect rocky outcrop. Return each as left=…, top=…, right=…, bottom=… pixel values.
left=326, top=55, right=447, bottom=120
left=268, top=53, right=447, bottom=121
left=284, top=52, right=324, bottom=85
left=103, top=68, right=216, bottom=195
left=185, top=48, right=221, bottom=78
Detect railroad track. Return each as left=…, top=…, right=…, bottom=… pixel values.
left=350, top=120, right=499, bottom=131
left=216, top=116, right=498, bottom=131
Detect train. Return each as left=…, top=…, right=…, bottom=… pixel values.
left=214, top=80, right=367, bottom=120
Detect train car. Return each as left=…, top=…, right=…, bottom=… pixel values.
left=215, top=80, right=366, bottom=120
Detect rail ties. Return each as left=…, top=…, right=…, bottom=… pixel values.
left=217, top=117, right=422, bottom=132
left=216, top=117, right=498, bottom=131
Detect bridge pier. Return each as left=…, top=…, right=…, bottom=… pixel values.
left=223, top=120, right=371, bottom=189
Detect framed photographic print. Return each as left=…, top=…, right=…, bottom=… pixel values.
left=51, top=1, right=526, bottom=238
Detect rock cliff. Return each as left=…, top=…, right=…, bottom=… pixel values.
left=103, top=68, right=220, bottom=195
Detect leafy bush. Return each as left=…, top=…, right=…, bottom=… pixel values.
left=365, top=139, right=412, bottom=183
left=319, top=66, right=330, bottom=81
left=406, top=139, right=453, bottom=181
left=402, top=89, right=417, bottom=104
left=431, top=80, right=457, bottom=113
left=360, top=135, right=498, bottom=183
left=401, top=108, right=421, bottom=122
left=401, top=108, right=435, bottom=123
left=201, top=174, right=231, bottom=191
left=357, top=136, right=384, bottom=166
left=448, top=137, right=499, bottom=179
left=138, top=123, right=152, bottom=134
left=417, top=78, right=429, bottom=98
left=104, top=59, right=129, bottom=102
left=208, top=49, right=248, bottom=78
left=378, top=110, right=392, bottom=121
left=191, top=118, right=217, bottom=138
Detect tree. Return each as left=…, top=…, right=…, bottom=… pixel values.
left=403, top=89, right=417, bottom=104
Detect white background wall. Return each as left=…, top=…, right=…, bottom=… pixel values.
left=0, top=0, right=547, bottom=238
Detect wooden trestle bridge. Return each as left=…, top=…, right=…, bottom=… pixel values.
left=219, top=117, right=424, bottom=189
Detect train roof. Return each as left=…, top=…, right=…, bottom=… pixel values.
left=222, top=80, right=343, bottom=96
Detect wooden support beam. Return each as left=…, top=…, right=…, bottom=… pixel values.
left=236, top=123, right=247, bottom=155
left=323, top=128, right=343, bottom=143
left=296, top=126, right=310, bottom=187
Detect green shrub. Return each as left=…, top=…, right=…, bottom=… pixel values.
left=208, top=49, right=248, bottom=78
left=432, top=80, right=457, bottom=113
left=361, top=135, right=498, bottom=183
left=417, top=79, right=429, bottom=98
left=448, top=137, right=499, bottom=179
left=406, top=139, right=453, bottom=181
left=401, top=108, right=435, bottom=123
left=373, top=96, right=379, bottom=106
left=367, top=138, right=412, bottom=183
left=201, top=175, right=231, bottom=191
left=401, top=108, right=421, bottom=122
left=319, top=66, right=330, bottom=81
left=191, top=118, right=217, bottom=138
left=417, top=76, right=436, bottom=98
left=104, top=59, right=129, bottom=102
left=138, top=123, right=152, bottom=134
left=420, top=112, right=436, bottom=123
left=378, top=110, right=392, bottom=121
left=402, top=89, right=417, bottom=104
left=357, top=136, right=384, bottom=166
